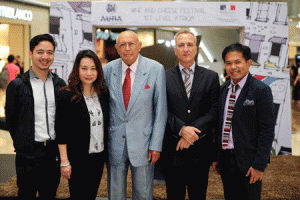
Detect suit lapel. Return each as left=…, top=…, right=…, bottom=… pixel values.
left=171, top=66, right=189, bottom=103
left=112, top=60, right=126, bottom=114
left=79, top=94, right=90, bottom=120
left=127, top=56, right=148, bottom=113
left=219, top=75, right=252, bottom=133
left=99, top=92, right=108, bottom=118
left=234, top=74, right=252, bottom=112
left=189, top=65, right=205, bottom=102
left=220, top=81, right=230, bottom=125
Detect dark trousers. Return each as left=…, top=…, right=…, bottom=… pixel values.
left=163, top=157, right=211, bottom=200
left=16, top=142, right=61, bottom=199
left=68, top=152, right=105, bottom=200
left=219, top=149, right=262, bottom=200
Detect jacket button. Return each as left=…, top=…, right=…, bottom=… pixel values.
left=188, top=110, right=191, bottom=113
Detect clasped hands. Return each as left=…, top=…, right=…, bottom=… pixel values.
left=176, top=126, right=200, bottom=151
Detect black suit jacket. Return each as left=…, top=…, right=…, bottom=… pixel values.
left=217, top=74, right=275, bottom=173
left=5, top=71, right=66, bottom=156
left=55, top=89, right=109, bottom=164
left=163, top=65, right=220, bottom=166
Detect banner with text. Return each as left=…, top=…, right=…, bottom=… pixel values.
left=50, top=1, right=291, bottom=155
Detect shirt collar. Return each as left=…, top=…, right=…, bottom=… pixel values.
left=228, top=73, right=249, bottom=90
left=122, top=55, right=139, bottom=75
left=179, top=62, right=195, bottom=73
left=29, top=68, right=53, bottom=79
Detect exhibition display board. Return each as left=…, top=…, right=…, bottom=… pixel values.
left=50, top=1, right=291, bottom=155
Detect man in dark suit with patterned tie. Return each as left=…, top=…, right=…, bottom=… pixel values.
left=212, top=43, right=276, bottom=200
left=162, top=30, right=220, bottom=200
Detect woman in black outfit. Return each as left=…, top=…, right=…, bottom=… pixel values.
left=55, top=50, right=109, bottom=199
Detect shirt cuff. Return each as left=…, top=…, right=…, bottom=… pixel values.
left=179, top=126, right=184, bottom=136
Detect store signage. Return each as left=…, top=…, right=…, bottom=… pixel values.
left=0, top=6, right=33, bottom=21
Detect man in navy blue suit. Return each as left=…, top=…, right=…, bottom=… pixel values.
left=163, top=30, right=220, bottom=200
left=213, top=43, right=275, bottom=200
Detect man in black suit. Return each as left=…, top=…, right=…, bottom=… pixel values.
left=162, top=30, right=220, bottom=200
left=212, top=43, right=275, bottom=200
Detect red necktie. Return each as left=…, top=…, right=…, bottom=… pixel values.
left=123, top=68, right=131, bottom=110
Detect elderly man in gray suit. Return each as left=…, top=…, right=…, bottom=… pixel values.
left=103, top=30, right=167, bottom=200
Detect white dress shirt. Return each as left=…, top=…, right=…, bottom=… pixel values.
left=179, top=62, right=195, bottom=86
left=30, top=69, right=56, bottom=142
left=121, top=55, right=139, bottom=89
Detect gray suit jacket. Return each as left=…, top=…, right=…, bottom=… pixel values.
left=103, top=55, right=167, bottom=167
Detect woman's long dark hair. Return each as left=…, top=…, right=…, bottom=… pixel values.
left=62, top=50, right=106, bottom=103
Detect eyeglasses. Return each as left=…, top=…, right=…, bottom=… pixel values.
left=118, top=42, right=137, bottom=49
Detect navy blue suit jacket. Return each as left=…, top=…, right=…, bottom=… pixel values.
left=163, top=65, right=220, bottom=166
left=217, top=73, right=275, bottom=173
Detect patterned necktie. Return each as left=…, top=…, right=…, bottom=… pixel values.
left=222, top=84, right=238, bottom=147
left=123, top=68, right=131, bottom=110
left=182, top=68, right=192, bottom=98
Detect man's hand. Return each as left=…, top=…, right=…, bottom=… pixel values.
left=211, top=162, right=220, bottom=174
left=148, top=150, right=160, bottom=164
left=246, top=167, right=263, bottom=184
left=176, top=137, right=191, bottom=151
left=181, top=126, right=200, bottom=144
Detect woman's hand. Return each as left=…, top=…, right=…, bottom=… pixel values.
left=58, top=144, right=71, bottom=179
left=61, top=164, right=72, bottom=180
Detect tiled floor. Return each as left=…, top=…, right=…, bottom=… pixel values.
left=291, top=100, right=300, bottom=156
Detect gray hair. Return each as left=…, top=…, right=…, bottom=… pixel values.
left=174, top=30, right=197, bottom=45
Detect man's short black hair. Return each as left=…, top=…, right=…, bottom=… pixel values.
left=8, top=54, right=15, bottom=63
left=222, top=43, right=252, bottom=62
left=30, top=34, right=56, bottom=52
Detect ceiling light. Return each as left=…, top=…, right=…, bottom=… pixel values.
left=165, top=40, right=171, bottom=47
left=171, top=39, right=176, bottom=47
left=200, top=42, right=214, bottom=63
left=157, top=39, right=165, bottom=44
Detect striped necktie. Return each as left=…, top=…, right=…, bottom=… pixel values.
left=222, top=84, right=238, bottom=147
left=182, top=68, right=192, bottom=98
